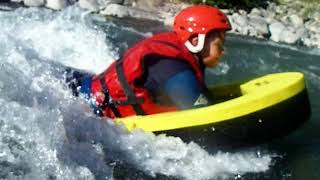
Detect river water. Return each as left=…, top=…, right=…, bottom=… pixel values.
left=0, top=5, right=319, bottom=180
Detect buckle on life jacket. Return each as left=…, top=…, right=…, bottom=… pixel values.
left=98, top=75, right=122, bottom=117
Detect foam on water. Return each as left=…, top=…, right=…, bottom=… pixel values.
left=0, top=6, right=272, bottom=179
left=120, top=131, right=272, bottom=180
left=0, top=6, right=115, bottom=74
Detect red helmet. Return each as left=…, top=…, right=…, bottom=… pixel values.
left=173, top=5, right=231, bottom=43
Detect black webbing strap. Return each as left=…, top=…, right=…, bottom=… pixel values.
left=116, top=58, right=145, bottom=115
left=98, top=73, right=122, bottom=117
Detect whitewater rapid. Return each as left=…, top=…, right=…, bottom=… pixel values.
left=0, top=5, right=273, bottom=180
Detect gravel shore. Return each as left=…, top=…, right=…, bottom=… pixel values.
left=1, top=0, right=319, bottom=48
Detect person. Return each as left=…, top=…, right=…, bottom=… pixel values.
left=66, top=5, right=232, bottom=118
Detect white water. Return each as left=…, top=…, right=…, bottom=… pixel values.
left=0, top=5, right=272, bottom=180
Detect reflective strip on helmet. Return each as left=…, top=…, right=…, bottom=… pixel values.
left=184, top=34, right=205, bottom=53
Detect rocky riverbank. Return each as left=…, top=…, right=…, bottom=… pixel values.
left=1, top=0, right=319, bottom=48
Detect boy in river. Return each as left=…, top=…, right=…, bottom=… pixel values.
left=66, top=5, right=231, bottom=118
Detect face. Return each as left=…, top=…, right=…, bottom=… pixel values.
left=194, top=31, right=226, bottom=68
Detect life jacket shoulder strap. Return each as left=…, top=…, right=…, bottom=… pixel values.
left=97, top=57, right=145, bottom=117
left=115, top=58, right=145, bottom=115
left=98, top=72, right=122, bottom=117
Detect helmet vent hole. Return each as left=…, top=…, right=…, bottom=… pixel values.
left=218, top=12, right=223, bottom=16
left=180, top=26, right=185, bottom=30
left=221, top=19, right=227, bottom=23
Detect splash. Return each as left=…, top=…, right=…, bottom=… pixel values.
left=120, top=131, right=271, bottom=180
left=0, top=6, right=116, bottom=74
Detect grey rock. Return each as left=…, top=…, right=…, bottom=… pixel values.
left=281, top=14, right=304, bottom=28
left=301, top=36, right=313, bottom=47
left=123, top=0, right=135, bottom=6
left=261, top=9, right=274, bottom=18
left=302, top=32, right=320, bottom=48
left=282, top=26, right=305, bottom=44
left=133, top=0, right=163, bottom=11
left=79, top=0, right=99, bottom=11
left=269, top=21, right=285, bottom=42
left=100, top=3, right=129, bottom=17
left=312, top=34, right=319, bottom=47
left=305, top=19, right=320, bottom=33
left=267, top=2, right=277, bottom=12
left=230, top=13, right=249, bottom=35
left=221, top=9, right=232, bottom=15
left=46, top=0, right=67, bottom=10
left=261, top=10, right=276, bottom=24
left=248, top=16, right=269, bottom=37
left=100, top=3, right=160, bottom=20
left=232, top=13, right=248, bottom=27
left=289, top=14, right=304, bottom=27
left=97, top=0, right=124, bottom=7
left=249, top=8, right=262, bottom=17
left=312, top=12, right=320, bottom=22
left=238, top=9, right=247, bottom=16
left=23, top=0, right=45, bottom=7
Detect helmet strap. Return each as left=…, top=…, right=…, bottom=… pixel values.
left=184, top=34, right=206, bottom=53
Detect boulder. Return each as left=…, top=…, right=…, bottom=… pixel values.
left=282, top=14, right=304, bottom=28
left=133, top=0, right=163, bottom=11
left=315, top=34, right=320, bottom=48
left=305, top=19, right=320, bottom=33
left=248, top=16, right=269, bottom=37
left=100, top=3, right=129, bottom=17
left=100, top=3, right=160, bottom=20
left=312, top=12, right=320, bottom=22
left=230, top=13, right=249, bottom=35
left=269, top=21, right=285, bottom=42
left=258, top=9, right=276, bottom=24
left=97, top=0, right=124, bottom=7
left=267, top=2, right=277, bottom=12
left=301, top=36, right=313, bottom=47
left=46, top=0, right=67, bottom=10
left=79, top=0, right=99, bottom=11
left=302, top=32, right=320, bottom=48
left=310, top=33, right=320, bottom=48
left=290, top=14, right=304, bottom=27
left=163, top=16, right=174, bottom=26
left=23, top=0, right=45, bottom=7
left=249, top=8, right=262, bottom=17
left=275, top=5, right=287, bottom=15
left=123, top=0, right=135, bottom=6
left=282, top=26, right=305, bottom=44
left=221, top=9, right=232, bottom=15
left=238, top=9, right=247, bottom=16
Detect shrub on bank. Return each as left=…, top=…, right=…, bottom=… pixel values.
left=185, top=0, right=271, bottom=10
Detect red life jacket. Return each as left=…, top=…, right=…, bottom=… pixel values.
left=90, top=32, right=204, bottom=118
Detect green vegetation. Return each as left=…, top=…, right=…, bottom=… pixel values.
left=184, top=0, right=271, bottom=10
left=179, top=0, right=320, bottom=19
left=277, top=0, right=320, bottom=18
